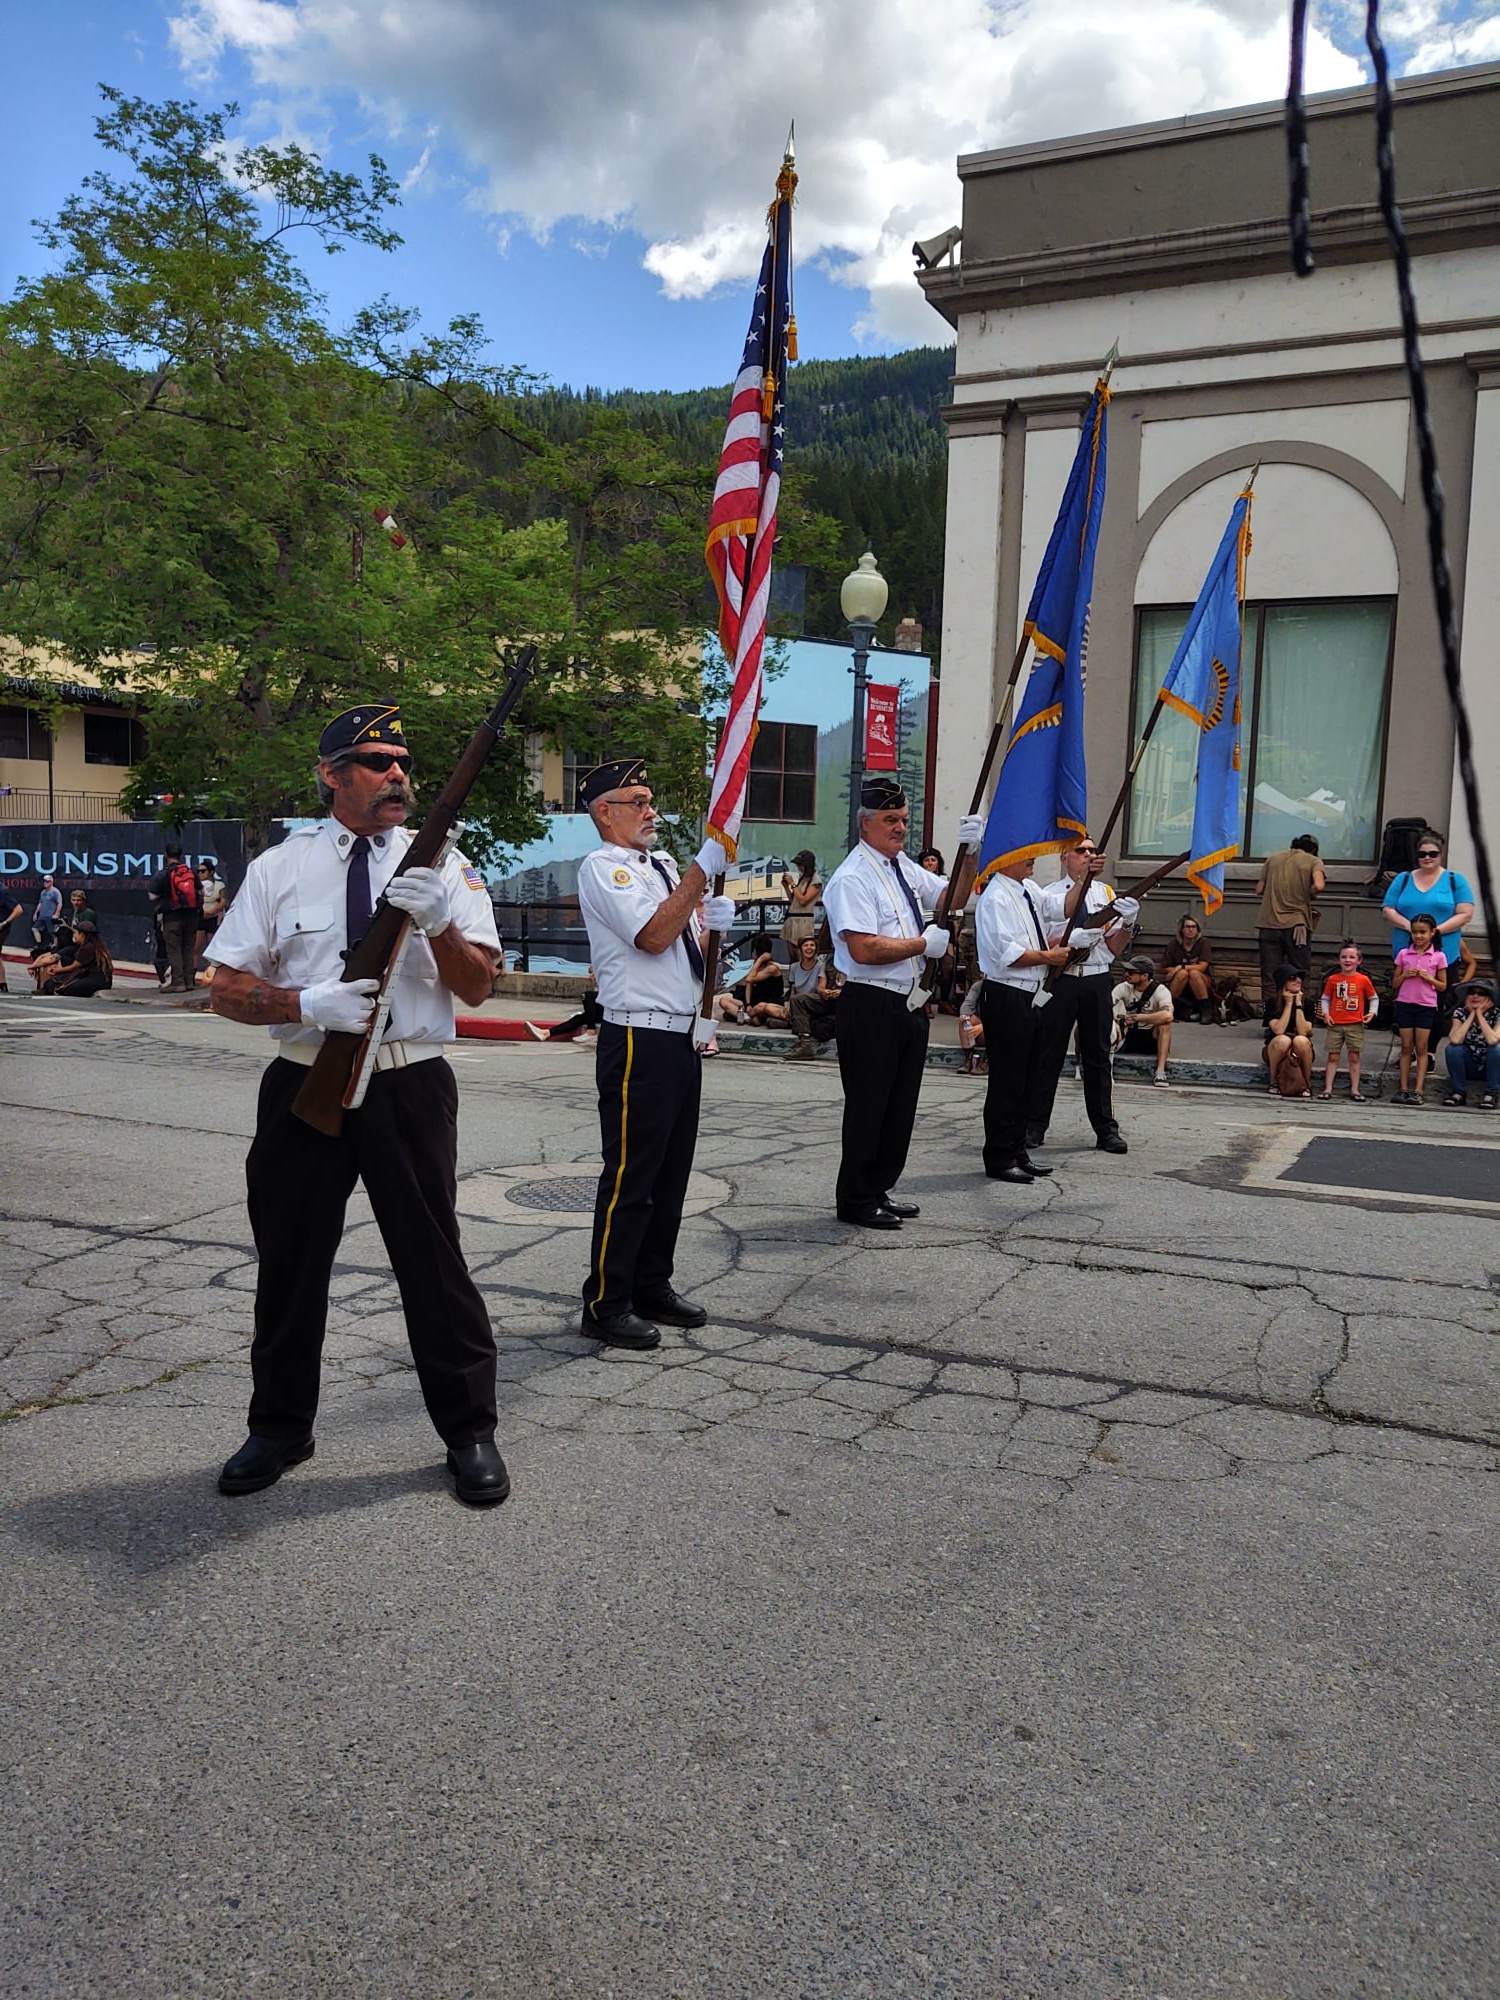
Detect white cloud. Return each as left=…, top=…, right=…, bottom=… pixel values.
left=169, top=0, right=1470, bottom=348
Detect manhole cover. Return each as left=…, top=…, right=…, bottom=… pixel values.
left=504, top=1175, right=599, bottom=1212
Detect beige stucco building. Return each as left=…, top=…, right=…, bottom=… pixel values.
left=919, top=62, right=1499, bottom=955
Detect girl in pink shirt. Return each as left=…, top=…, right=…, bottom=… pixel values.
left=1391, top=913, right=1447, bottom=1103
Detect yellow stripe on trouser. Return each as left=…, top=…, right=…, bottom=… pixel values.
left=591, top=1026, right=634, bottom=1307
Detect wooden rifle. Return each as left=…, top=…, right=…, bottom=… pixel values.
left=292, top=645, right=539, bottom=1136
left=1041, top=849, right=1192, bottom=994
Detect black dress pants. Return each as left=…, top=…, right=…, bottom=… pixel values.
left=979, top=981, right=1044, bottom=1171
left=835, top=982, right=929, bottom=1211
left=586, top=1023, right=702, bottom=1317
left=245, top=1055, right=497, bottom=1447
left=1029, top=971, right=1118, bottom=1139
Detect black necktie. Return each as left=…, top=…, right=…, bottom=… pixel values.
left=888, top=856, right=927, bottom=934
left=649, top=856, right=704, bottom=980
left=1020, top=885, right=1047, bottom=950
left=346, top=835, right=373, bottom=955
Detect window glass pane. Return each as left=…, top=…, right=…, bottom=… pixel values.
left=1249, top=602, right=1391, bottom=862
left=783, top=723, right=817, bottom=775
left=1128, top=609, right=1255, bottom=856
left=781, top=774, right=815, bottom=820
left=0, top=706, right=30, bottom=759
left=746, top=771, right=781, bottom=819
left=749, top=723, right=784, bottom=773
left=84, top=713, right=135, bottom=765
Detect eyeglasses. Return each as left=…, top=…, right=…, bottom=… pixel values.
left=601, top=793, right=654, bottom=811
left=1417, top=849, right=1441, bottom=859
left=344, top=751, right=413, bottom=775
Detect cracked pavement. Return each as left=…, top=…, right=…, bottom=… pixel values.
left=2, top=1000, right=1498, bottom=1998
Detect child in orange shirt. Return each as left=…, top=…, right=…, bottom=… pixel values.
left=1318, top=942, right=1380, bottom=1101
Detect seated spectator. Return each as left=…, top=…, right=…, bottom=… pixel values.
left=784, top=942, right=842, bottom=1060
left=29, top=925, right=80, bottom=990
left=1263, top=964, right=1315, bottom=1096
left=957, top=976, right=986, bottom=1077
left=39, top=921, right=112, bottom=997
left=1442, top=980, right=1500, bottom=1108
left=1160, top=914, right=1214, bottom=1022
left=1112, top=954, right=1175, bottom=1087
left=63, top=888, right=98, bottom=933
left=1391, top=912, right=1446, bottom=1104
left=1317, top=942, right=1379, bottom=1100
left=773, top=934, right=822, bottom=1030
left=526, top=978, right=602, bottom=1045
left=716, top=932, right=784, bottom=1024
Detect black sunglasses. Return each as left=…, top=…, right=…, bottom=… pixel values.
left=345, top=751, right=413, bottom=775
left=1417, top=848, right=1441, bottom=858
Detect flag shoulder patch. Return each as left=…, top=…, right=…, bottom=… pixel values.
left=461, top=864, right=484, bottom=891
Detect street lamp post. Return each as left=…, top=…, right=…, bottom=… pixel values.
left=840, top=550, right=889, bottom=849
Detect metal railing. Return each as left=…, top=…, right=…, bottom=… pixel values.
left=493, top=894, right=798, bottom=973
left=0, top=787, right=134, bottom=823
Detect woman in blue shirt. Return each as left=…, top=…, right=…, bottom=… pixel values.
left=1382, top=828, right=1474, bottom=968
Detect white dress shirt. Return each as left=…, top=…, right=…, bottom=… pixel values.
left=577, top=841, right=705, bottom=1017
left=822, top=843, right=946, bottom=993
left=1037, top=876, right=1124, bottom=977
left=205, top=819, right=501, bottom=1047
left=975, top=873, right=1050, bottom=992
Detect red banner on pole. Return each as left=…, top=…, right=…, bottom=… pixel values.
left=865, top=684, right=899, bottom=771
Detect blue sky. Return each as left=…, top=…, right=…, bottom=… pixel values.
left=4, top=1, right=1496, bottom=395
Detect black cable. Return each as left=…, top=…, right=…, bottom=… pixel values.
left=1285, top=0, right=1315, bottom=276
left=1284, top=1, right=1499, bottom=974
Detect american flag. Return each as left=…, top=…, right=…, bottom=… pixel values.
left=704, top=149, right=795, bottom=858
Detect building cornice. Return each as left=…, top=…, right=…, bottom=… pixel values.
left=953, top=60, right=1500, bottom=178
left=919, top=188, right=1500, bottom=323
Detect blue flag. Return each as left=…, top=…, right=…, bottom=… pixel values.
left=975, top=385, right=1109, bottom=885
left=1158, top=490, right=1253, bottom=914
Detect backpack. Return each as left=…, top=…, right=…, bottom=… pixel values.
left=167, top=861, right=200, bottom=911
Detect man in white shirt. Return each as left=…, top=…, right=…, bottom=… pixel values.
left=974, top=858, right=1075, bottom=1183
left=575, top=758, right=735, bottom=1349
left=206, top=701, right=510, bottom=1506
left=1111, top=955, right=1176, bottom=1086
left=821, top=777, right=975, bottom=1228
left=1031, top=836, right=1139, bottom=1155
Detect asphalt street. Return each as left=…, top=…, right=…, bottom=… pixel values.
left=2, top=994, right=1497, bottom=1998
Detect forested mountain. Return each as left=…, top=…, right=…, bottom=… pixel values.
left=519, top=346, right=954, bottom=653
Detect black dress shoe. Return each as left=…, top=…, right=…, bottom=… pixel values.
left=1025, top=1125, right=1047, bottom=1149
left=1016, top=1154, right=1054, bottom=1176
left=837, top=1203, right=902, bottom=1230
left=217, top=1434, right=314, bottom=1496
left=986, top=1164, right=1036, bottom=1185
left=580, top=1305, right=661, bottom=1350
left=632, top=1287, right=707, bottom=1328
left=446, top=1437, right=511, bottom=1507
left=1096, top=1131, right=1129, bottom=1155
left=878, top=1197, right=921, bottom=1219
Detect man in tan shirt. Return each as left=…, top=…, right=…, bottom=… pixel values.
left=1255, top=834, right=1325, bottom=998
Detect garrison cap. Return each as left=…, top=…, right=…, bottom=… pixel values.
left=860, top=775, right=907, bottom=811
left=577, top=757, right=648, bottom=810
left=319, top=704, right=405, bottom=760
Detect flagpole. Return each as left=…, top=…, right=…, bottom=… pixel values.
left=930, top=341, right=1122, bottom=943
left=1093, top=461, right=1259, bottom=857
left=698, top=137, right=797, bottom=1027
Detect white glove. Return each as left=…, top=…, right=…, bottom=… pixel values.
left=300, top=976, right=379, bottom=1034
left=701, top=895, right=736, bottom=931
left=921, top=924, right=951, bottom=960
left=1109, top=897, right=1140, bottom=926
left=695, top=837, right=728, bottom=880
left=691, top=1013, right=717, bottom=1049
left=1067, top=928, right=1095, bottom=950
left=956, top=814, right=986, bottom=847
left=382, top=866, right=451, bottom=937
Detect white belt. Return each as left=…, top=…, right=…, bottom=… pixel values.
left=276, top=1039, right=445, bottom=1070
left=843, top=977, right=917, bottom=997
left=983, top=974, right=1042, bottom=994
left=603, top=1008, right=696, bottom=1033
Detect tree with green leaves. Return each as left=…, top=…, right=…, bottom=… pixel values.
left=0, top=89, right=837, bottom=859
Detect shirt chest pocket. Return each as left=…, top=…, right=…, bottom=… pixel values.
left=270, top=890, right=344, bottom=985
